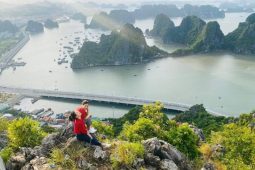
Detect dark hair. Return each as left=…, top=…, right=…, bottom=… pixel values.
left=69, top=111, right=76, bottom=121
left=82, top=100, right=89, bottom=105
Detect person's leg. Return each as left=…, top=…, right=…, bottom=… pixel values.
left=76, top=134, right=101, bottom=147
left=76, top=134, right=91, bottom=143
left=90, top=137, right=101, bottom=146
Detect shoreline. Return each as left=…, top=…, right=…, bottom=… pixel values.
left=0, top=32, right=30, bottom=73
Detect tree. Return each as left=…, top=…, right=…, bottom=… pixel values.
left=166, top=123, right=200, bottom=159
left=7, top=117, right=46, bottom=148
left=119, top=118, right=161, bottom=142
left=210, top=123, right=255, bottom=169
left=139, top=101, right=169, bottom=128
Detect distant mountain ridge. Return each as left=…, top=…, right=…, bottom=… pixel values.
left=87, top=4, right=224, bottom=30
left=148, top=13, right=255, bottom=56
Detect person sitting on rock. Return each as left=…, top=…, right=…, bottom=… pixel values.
left=69, top=111, right=102, bottom=147
left=75, top=99, right=92, bottom=130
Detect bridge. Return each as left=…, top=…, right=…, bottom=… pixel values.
left=0, top=86, right=221, bottom=115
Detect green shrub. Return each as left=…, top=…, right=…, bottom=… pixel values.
left=0, top=146, right=13, bottom=163
left=166, top=123, right=199, bottom=159
left=64, top=141, right=87, bottom=161
left=105, top=106, right=142, bottom=136
left=41, top=125, right=57, bottom=133
left=50, top=148, right=76, bottom=170
left=119, top=118, right=161, bottom=142
left=0, top=117, right=9, bottom=133
left=7, top=117, right=46, bottom=148
left=210, top=123, right=255, bottom=169
left=174, top=104, right=232, bottom=138
left=92, top=120, right=114, bottom=138
left=110, top=142, right=144, bottom=169
left=139, top=102, right=169, bottom=129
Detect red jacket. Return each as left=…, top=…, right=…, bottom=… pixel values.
left=73, top=118, right=87, bottom=134
left=76, top=106, right=88, bottom=120
left=73, top=106, right=88, bottom=134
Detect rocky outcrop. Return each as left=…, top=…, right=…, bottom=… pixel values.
left=0, top=156, right=5, bottom=170
left=6, top=127, right=74, bottom=170
left=0, top=132, right=8, bottom=151
left=142, top=137, right=191, bottom=170
left=192, top=21, right=225, bottom=52
left=163, top=16, right=206, bottom=45
left=87, top=10, right=135, bottom=30
left=149, top=13, right=175, bottom=37
left=201, top=162, right=215, bottom=170
left=189, top=125, right=206, bottom=142
left=21, top=157, right=51, bottom=170
left=0, top=20, right=18, bottom=34
left=71, top=23, right=167, bottom=69
left=44, top=19, right=59, bottom=29
left=71, top=12, right=87, bottom=23
left=6, top=134, right=192, bottom=170
left=169, top=13, right=255, bottom=56
left=25, top=20, right=44, bottom=34
left=225, top=13, right=255, bottom=54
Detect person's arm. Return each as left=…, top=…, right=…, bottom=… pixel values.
left=87, top=131, right=93, bottom=139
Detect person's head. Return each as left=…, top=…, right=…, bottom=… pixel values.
left=69, top=111, right=82, bottom=121
left=81, top=99, right=89, bottom=109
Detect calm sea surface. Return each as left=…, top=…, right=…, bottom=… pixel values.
left=2, top=13, right=255, bottom=118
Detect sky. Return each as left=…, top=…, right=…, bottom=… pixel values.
left=0, top=0, right=234, bottom=4
left=0, top=0, right=249, bottom=6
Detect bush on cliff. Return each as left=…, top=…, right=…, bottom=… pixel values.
left=7, top=117, right=46, bottom=148
left=110, top=142, right=144, bottom=169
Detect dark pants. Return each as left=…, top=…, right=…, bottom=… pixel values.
left=76, top=134, right=101, bottom=146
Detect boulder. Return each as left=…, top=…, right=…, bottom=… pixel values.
left=189, top=125, right=206, bottom=142
left=6, top=154, right=27, bottom=170
left=144, top=153, right=161, bottom=167
left=21, top=157, right=52, bottom=170
left=201, top=162, right=215, bottom=170
left=93, top=146, right=107, bottom=160
left=77, top=158, right=92, bottom=169
left=142, top=137, right=191, bottom=170
left=133, top=158, right=145, bottom=169
left=160, top=159, right=179, bottom=170
left=0, top=156, right=6, bottom=170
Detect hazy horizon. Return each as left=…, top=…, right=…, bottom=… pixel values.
left=0, top=0, right=252, bottom=5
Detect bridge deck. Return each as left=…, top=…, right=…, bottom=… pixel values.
left=0, top=86, right=220, bottom=115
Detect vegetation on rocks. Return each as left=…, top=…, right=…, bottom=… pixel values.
left=44, top=19, right=59, bottom=29
left=1, top=102, right=254, bottom=169
left=25, top=20, right=44, bottom=33
left=148, top=13, right=175, bottom=37
left=0, top=20, right=18, bottom=34
left=110, top=142, right=144, bottom=169
left=163, top=16, right=206, bottom=45
left=174, top=104, right=233, bottom=138
left=149, top=13, right=255, bottom=56
left=225, top=13, right=255, bottom=54
left=71, top=24, right=167, bottom=69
